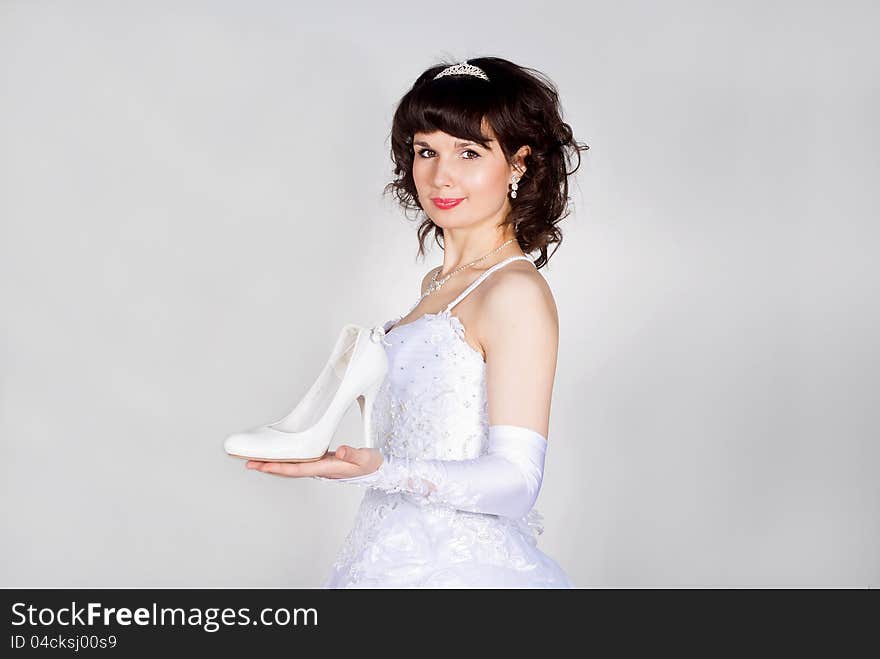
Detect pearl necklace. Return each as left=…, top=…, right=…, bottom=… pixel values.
left=423, top=238, right=518, bottom=297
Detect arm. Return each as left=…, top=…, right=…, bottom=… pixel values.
left=317, top=270, right=559, bottom=520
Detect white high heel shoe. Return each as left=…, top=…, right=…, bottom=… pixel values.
left=224, top=323, right=390, bottom=462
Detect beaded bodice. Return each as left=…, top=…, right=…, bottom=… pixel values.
left=369, top=256, right=534, bottom=462
left=371, top=311, right=488, bottom=461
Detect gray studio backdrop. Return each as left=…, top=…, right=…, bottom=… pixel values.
left=1, top=1, right=877, bottom=587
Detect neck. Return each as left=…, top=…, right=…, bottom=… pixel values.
left=439, top=228, right=523, bottom=277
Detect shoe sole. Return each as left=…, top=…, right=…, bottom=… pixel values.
left=226, top=452, right=325, bottom=463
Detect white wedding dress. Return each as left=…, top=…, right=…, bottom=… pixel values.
left=321, top=255, right=574, bottom=588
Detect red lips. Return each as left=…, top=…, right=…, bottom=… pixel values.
left=431, top=198, right=464, bottom=209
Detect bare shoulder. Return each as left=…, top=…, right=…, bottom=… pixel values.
left=477, top=261, right=559, bottom=346
left=481, top=262, right=559, bottom=332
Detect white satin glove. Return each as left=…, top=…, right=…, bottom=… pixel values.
left=314, top=424, right=547, bottom=519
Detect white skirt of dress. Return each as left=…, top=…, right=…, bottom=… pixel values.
left=323, top=489, right=574, bottom=589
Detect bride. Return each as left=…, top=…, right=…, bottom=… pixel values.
left=244, top=56, right=588, bottom=588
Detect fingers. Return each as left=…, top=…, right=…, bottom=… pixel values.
left=244, top=453, right=356, bottom=479
left=245, top=460, right=320, bottom=478
left=336, top=445, right=362, bottom=463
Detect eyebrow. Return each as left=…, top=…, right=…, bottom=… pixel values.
left=413, top=139, right=492, bottom=148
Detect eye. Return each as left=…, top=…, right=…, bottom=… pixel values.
left=416, top=148, right=481, bottom=160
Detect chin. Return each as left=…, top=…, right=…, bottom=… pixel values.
left=431, top=217, right=473, bottom=229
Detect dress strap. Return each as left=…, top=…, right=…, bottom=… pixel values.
left=444, top=255, right=535, bottom=314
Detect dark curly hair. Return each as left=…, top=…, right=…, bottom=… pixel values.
left=383, top=56, right=589, bottom=270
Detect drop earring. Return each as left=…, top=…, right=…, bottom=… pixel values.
left=509, top=173, right=520, bottom=199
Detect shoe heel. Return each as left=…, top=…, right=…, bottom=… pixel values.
left=356, top=378, right=383, bottom=449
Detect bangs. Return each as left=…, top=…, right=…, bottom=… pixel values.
left=397, top=77, right=498, bottom=149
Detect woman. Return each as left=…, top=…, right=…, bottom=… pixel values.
left=246, top=56, right=588, bottom=588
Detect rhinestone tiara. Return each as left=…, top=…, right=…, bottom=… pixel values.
left=433, top=61, right=490, bottom=82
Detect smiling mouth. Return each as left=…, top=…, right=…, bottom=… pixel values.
left=432, top=198, right=464, bottom=207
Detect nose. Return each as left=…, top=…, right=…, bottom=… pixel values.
left=430, top=154, right=458, bottom=190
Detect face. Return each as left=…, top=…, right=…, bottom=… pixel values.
left=411, top=120, right=528, bottom=228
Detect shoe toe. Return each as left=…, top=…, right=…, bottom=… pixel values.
left=224, top=432, right=252, bottom=455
